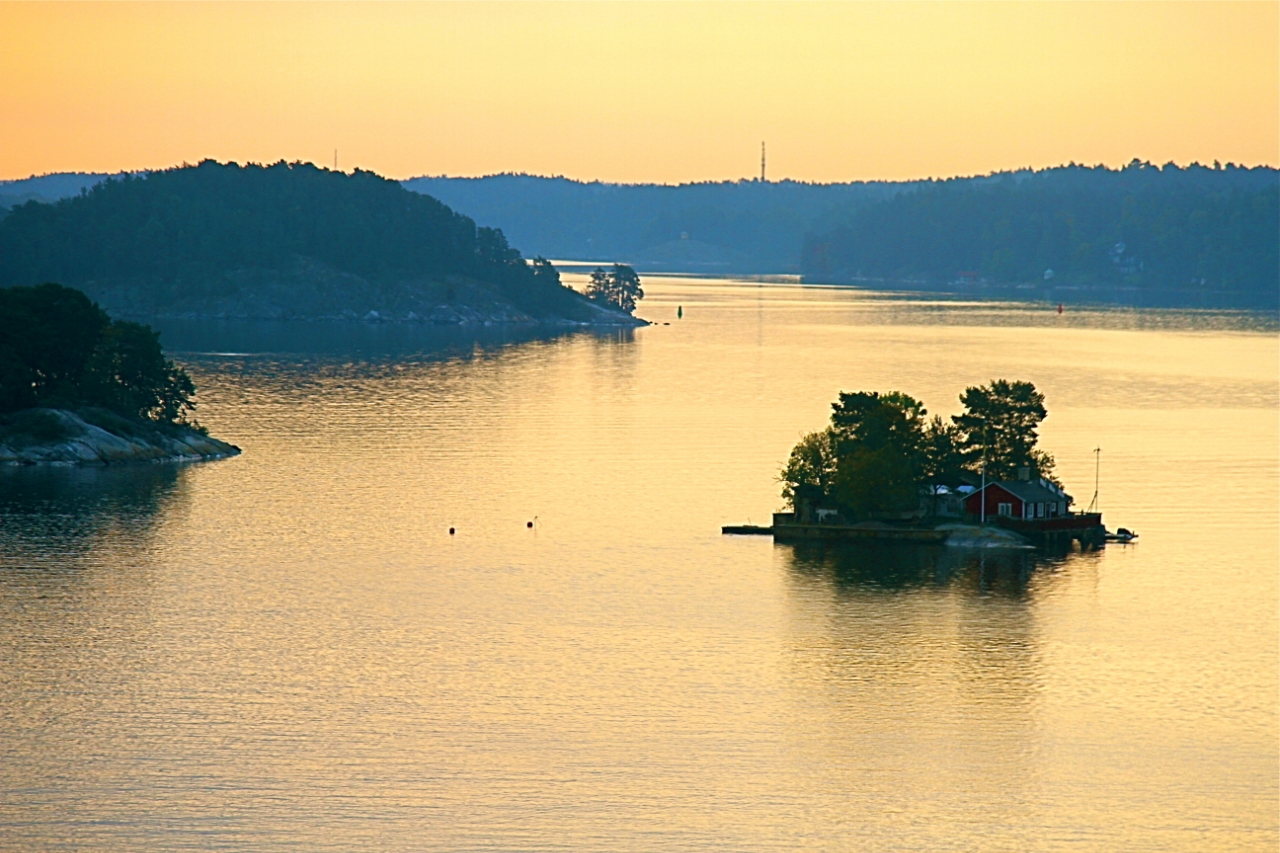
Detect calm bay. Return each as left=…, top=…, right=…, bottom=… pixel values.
left=1, top=276, right=1276, bottom=851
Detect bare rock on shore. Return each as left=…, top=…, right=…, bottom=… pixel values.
left=0, top=409, right=240, bottom=466
left=937, top=524, right=1033, bottom=549
left=82, top=256, right=647, bottom=328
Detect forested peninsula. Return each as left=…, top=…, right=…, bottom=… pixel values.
left=0, top=161, right=640, bottom=326
left=802, top=162, right=1279, bottom=310
left=0, top=284, right=237, bottom=465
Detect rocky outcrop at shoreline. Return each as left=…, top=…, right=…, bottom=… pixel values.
left=0, top=409, right=240, bottom=466
left=82, top=256, right=647, bottom=328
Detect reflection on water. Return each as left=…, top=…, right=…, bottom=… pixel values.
left=0, top=279, right=1275, bottom=853
left=152, top=316, right=632, bottom=358
left=778, top=541, right=1054, bottom=835
left=779, top=540, right=1091, bottom=597
left=0, top=463, right=185, bottom=570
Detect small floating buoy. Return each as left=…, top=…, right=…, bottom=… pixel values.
left=449, top=527, right=455, bottom=535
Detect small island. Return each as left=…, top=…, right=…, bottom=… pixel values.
left=741, top=380, right=1107, bottom=548
left=0, top=283, right=239, bottom=465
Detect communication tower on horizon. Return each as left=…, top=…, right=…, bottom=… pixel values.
left=761, top=141, right=766, bottom=182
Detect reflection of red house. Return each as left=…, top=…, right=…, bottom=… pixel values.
left=963, top=479, right=1071, bottom=520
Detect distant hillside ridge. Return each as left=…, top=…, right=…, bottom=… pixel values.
left=401, top=164, right=1276, bottom=280
left=5, top=162, right=1276, bottom=308
left=0, top=172, right=127, bottom=211
left=801, top=161, right=1279, bottom=310
left=0, top=161, right=635, bottom=325
left=401, top=174, right=913, bottom=273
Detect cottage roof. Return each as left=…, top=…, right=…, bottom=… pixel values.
left=974, top=480, right=1072, bottom=505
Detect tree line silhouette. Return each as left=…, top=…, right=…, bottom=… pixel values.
left=0, top=283, right=196, bottom=423
left=781, top=381, right=1055, bottom=521
left=802, top=162, right=1278, bottom=308
left=0, top=160, right=594, bottom=320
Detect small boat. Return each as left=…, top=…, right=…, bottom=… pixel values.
left=1105, top=527, right=1138, bottom=542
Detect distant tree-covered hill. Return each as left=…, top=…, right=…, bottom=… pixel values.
left=5, top=161, right=1275, bottom=309
left=802, top=162, right=1279, bottom=309
left=0, top=161, right=628, bottom=324
left=402, top=174, right=910, bottom=273
left=0, top=172, right=122, bottom=212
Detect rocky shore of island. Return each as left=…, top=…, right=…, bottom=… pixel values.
left=88, top=257, right=648, bottom=328
left=0, top=409, right=240, bottom=466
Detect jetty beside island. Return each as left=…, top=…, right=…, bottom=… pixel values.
left=727, top=380, right=1112, bottom=549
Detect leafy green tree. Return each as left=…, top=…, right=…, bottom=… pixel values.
left=0, top=283, right=109, bottom=410
left=781, top=381, right=1057, bottom=519
left=586, top=264, right=644, bottom=314
left=952, top=379, right=1053, bottom=481
left=779, top=427, right=838, bottom=507
left=832, top=444, right=918, bottom=519
left=0, top=283, right=197, bottom=425
left=830, top=390, right=926, bottom=458
left=83, top=321, right=197, bottom=423
left=828, top=391, right=928, bottom=517
left=920, top=414, right=968, bottom=484
left=781, top=390, right=930, bottom=519
left=529, top=256, right=561, bottom=288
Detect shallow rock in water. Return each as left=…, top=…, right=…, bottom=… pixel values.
left=937, top=524, right=1033, bottom=549
left=0, top=409, right=240, bottom=466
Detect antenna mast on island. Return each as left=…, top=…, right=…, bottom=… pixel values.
left=761, top=141, right=766, bottom=182
left=1087, top=446, right=1101, bottom=512
left=334, top=149, right=338, bottom=171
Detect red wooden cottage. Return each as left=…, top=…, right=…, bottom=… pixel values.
left=963, top=479, right=1072, bottom=521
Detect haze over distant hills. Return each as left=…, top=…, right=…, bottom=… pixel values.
left=804, top=163, right=1278, bottom=310
left=3, top=161, right=1276, bottom=310
left=403, top=174, right=913, bottom=274
left=406, top=164, right=1278, bottom=309
left=0, top=162, right=634, bottom=325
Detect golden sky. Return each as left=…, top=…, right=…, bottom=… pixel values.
left=1, top=1, right=1276, bottom=183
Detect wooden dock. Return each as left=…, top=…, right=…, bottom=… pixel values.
left=722, top=518, right=948, bottom=543
left=722, top=512, right=1107, bottom=547
left=771, top=523, right=949, bottom=543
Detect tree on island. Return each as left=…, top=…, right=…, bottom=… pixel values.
left=780, top=379, right=1056, bottom=520
left=952, top=379, right=1054, bottom=482
left=586, top=264, right=644, bottom=314
left=0, top=283, right=197, bottom=424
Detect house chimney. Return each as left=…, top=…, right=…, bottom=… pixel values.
left=1017, top=466, right=1031, bottom=481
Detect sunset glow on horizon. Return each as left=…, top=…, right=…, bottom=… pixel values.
left=1, top=1, right=1276, bottom=183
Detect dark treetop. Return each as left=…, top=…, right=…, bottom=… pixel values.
left=780, top=380, right=1055, bottom=521
left=0, top=283, right=195, bottom=423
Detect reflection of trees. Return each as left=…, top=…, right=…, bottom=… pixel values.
left=0, top=463, right=185, bottom=570
left=776, top=539, right=1100, bottom=833
left=154, top=317, right=589, bottom=361
left=780, top=540, right=1080, bottom=598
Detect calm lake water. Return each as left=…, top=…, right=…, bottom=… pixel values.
left=1, top=277, right=1276, bottom=852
